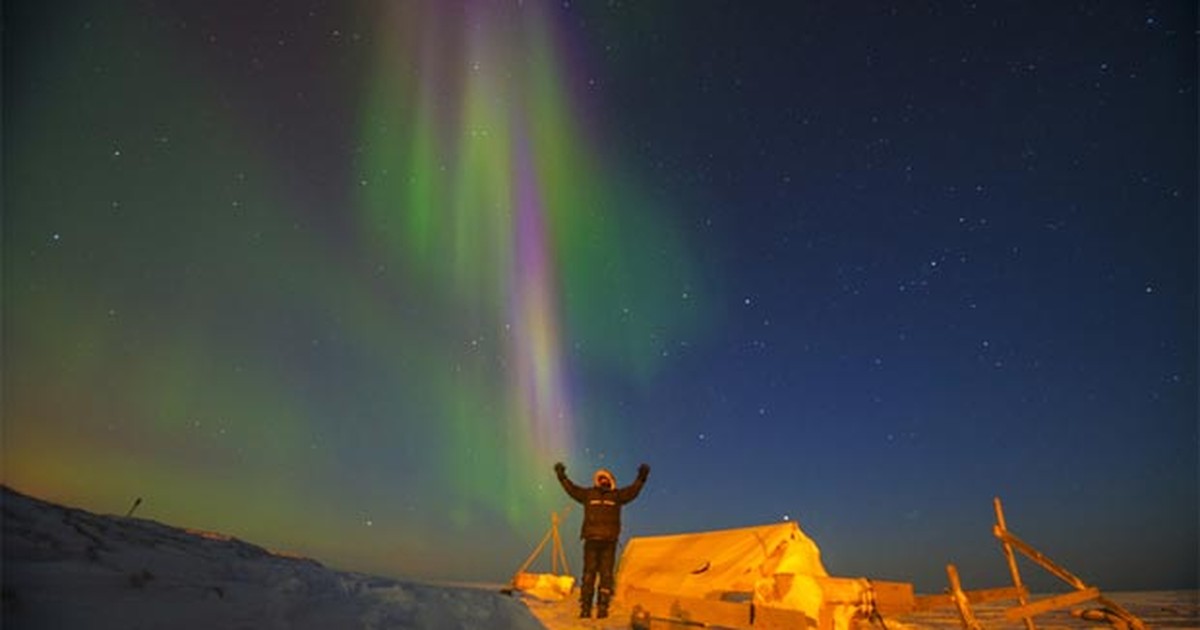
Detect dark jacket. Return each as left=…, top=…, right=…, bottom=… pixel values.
left=556, top=468, right=647, bottom=541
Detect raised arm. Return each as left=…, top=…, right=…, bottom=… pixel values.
left=554, top=462, right=588, bottom=503
left=617, top=463, right=650, bottom=504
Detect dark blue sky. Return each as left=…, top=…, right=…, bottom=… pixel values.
left=566, top=1, right=1197, bottom=591
left=4, top=0, right=1196, bottom=593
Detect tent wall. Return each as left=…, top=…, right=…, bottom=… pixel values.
left=615, top=522, right=828, bottom=599
left=615, top=522, right=913, bottom=630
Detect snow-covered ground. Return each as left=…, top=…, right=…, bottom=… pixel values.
left=521, top=589, right=1200, bottom=630
left=891, top=590, right=1200, bottom=629
left=3, top=485, right=1196, bottom=629
left=1, top=486, right=542, bottom=629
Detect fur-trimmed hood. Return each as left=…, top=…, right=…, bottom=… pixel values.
left=592, top=468, right=616, bottom=488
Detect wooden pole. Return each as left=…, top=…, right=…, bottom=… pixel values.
left=995, top=530, right=1087, bottom=590
left=550, top=511, right=561, bottom=574
left=514, top=525, right=554, bottom=579
left=551, top=510, right=571, bottom=576
left=512, top=505, right=574, bottom=586
left=552, top=512, right=558, bottom=574
left=947, top=564, right=983, bottom=630
left=913, top=585, right=1024, bottom=612
left=993, top=497, right=1036, bottom=630
left=1003, top=587, right=1099, bottom=620
left=1094, top=596, right=1146, bottom=630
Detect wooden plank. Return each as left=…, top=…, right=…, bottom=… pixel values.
left=994, top=497, right=1037, bottom=630
left=1003, top=587, right=1099, bottom=621
left=996, top=530, right=1089, bottom=591
left=514, top=527, right=552, bottom=578
left=1096, top=594, right=1149, bottom=630
left=808, top=576, right=913, bottom=614
left=753, top=605, right=817, bottom=629
left=550, top=511, right=564, bottom=575
left=913, top=585, right=1026, bottom=611
left=870, top=580, right=916, bottom=615
left=912, top=594, right=955, bottom=612
left=947, top=564, right=983, bottom=630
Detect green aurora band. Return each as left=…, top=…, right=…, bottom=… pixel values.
left=355, top=2, right=707, bottom=529
left=4, top=0, right=707, bottom=580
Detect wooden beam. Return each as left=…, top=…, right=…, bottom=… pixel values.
left=550, top=511, right=570, bottom=576
left=995, top=530, right=1088, bottom=591
left=913, top=585, right=1026, bottom=611
left=1003, top=588, right=1099, bottom=621
left=867, top=580, right=916, bottom=615
left=513, top=526, right=553, bottom=582
left=1096, top=595, right=1149, bottom=630
left=755, top=605, right=820, bottom=629
left=993, top=497, right=1037, bottom=630
left=946, top=564, right=983, bottom=630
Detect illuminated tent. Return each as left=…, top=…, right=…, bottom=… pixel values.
left=615, top=522, right=910, bottom=630
left=615, top=522, right=828, bottom=598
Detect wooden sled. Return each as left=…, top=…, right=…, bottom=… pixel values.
left=912, top=497, right=1147, bottom=630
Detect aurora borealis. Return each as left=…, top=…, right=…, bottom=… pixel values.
left=4, top=0, right=706, bottom=581
left=353, top=1, right=704, bottom=531
left=4, top=0, right=1196, bottom=592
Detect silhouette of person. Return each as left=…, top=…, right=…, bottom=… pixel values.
left=554, top=461, right=650, bottom=619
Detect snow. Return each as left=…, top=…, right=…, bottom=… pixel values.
left=891, top=590, right=1200, bottom=629
left=1, top=486, right=543, bottom=629
left=521, top=596, right=633, bottom=630
left=3, top=485, right=1197, bottom=629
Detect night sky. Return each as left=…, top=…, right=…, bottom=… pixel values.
left=4, top=1, right=1196, bottom=594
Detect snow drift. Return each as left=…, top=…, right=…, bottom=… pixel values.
left=1, top=486, right=542, bottom=629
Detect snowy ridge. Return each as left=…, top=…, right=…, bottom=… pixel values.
left=1, top=486, right=543, bottom=629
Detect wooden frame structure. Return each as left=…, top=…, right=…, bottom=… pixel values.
left=915, top=497, right=1147, bottom=630
left=508, top=507, right=574, bottom=595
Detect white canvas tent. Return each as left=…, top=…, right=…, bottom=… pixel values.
left=616, top=521, right=828, bottom=599
left=615, top=522, right=912, bottom=630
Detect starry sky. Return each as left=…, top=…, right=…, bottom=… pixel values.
left=4, top=1, right=1196, bottom=594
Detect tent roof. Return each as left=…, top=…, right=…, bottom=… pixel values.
left=615, top=521, right=829, bottom=599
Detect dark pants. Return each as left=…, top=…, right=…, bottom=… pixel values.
left=580, top=539, right=617, bottom=609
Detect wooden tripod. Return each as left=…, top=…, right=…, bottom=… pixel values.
left=512, top=506, right=572, bottom=584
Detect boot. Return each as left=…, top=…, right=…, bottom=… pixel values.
left=596, top=589, right=611, bottom=619
left=579, top=600, right=592, bottom=619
